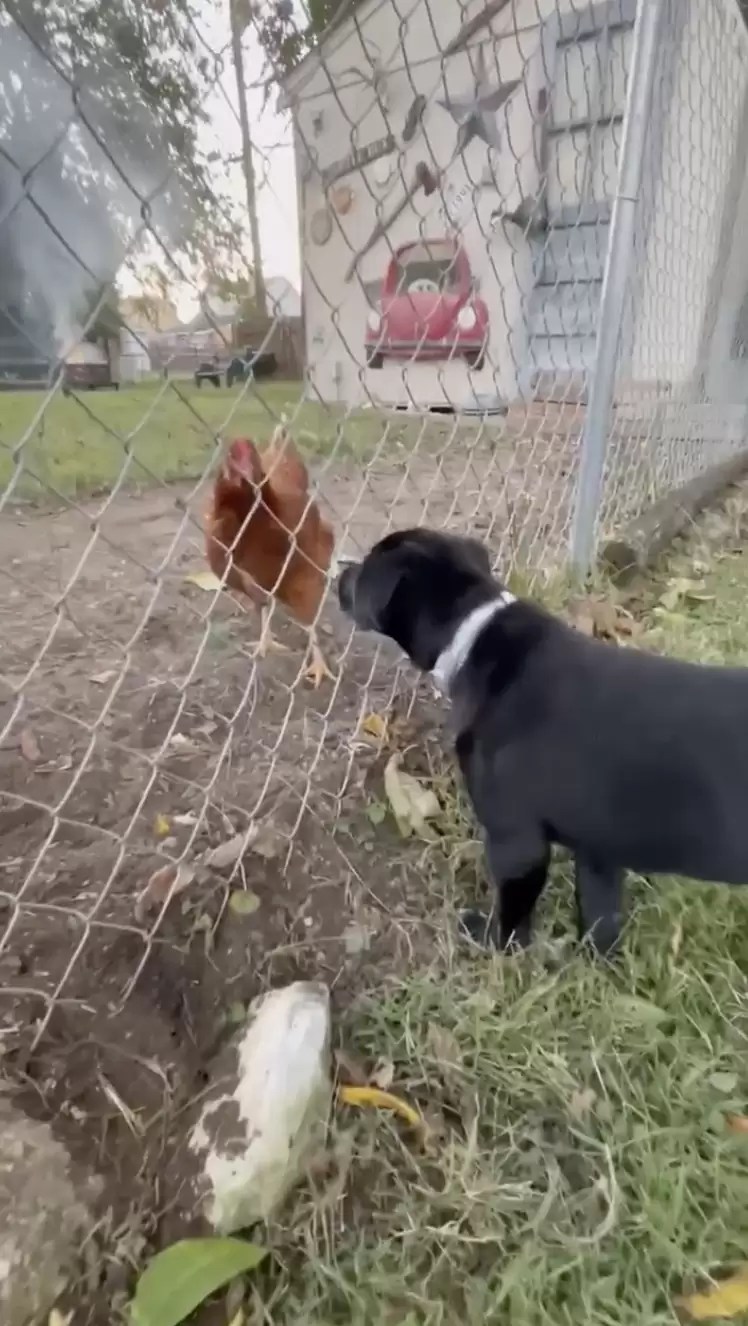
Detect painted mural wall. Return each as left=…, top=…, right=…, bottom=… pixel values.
left=288, top=0, right=559, bottom=408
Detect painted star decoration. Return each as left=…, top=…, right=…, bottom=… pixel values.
left=438, top=45, right=520, bottom=159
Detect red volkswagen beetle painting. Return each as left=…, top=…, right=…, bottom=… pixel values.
left=365, top=238, right=489, bottom=370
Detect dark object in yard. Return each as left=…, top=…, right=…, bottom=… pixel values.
left=339, top=526, right=748, bottom=958
left=226, top=350, right=278, bottom=387
left=195, top=359, right=221, bottom=389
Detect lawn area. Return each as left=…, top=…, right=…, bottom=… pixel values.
left=258, top=493, right=748, bottom=1325
left=0, top=378, right=393, bottom=501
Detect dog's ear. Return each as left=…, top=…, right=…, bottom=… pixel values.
left=459, top=536, right=492, bottom=577
left=354, top=546, right=418, bottom=632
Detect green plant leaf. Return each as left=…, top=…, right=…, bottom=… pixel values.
left=610, top=995, right=667, bottom=1025
left=228, top=890, right=261, bottom=916
left=709, top=1070, right=738, bottom=1094
left=131, top=1237, right=266, bottom=1326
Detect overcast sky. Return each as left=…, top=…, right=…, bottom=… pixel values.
left=122, top=0, right=302, bottom=319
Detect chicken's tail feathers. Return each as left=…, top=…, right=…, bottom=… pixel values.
left=263, top=423, right=310, bottom=493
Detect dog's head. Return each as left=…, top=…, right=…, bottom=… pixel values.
left=337, top=527, right=497, bottom=671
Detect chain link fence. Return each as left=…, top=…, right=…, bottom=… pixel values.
left=1, top=0, right=748, bottom=1290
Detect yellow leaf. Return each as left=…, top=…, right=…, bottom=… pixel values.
left=186, top=570, right=224, bottom=591
left=154, top=813, right=171, bottom=838
left=676, top=1265, right=748, bottom=1319
left=383, top=754, right=440, bottom=839
left=338, top=1084, right=427, bottom=1139
left=360, top=712, right=388, bottom=742
left=48, top=1311, right=74, bottom=1326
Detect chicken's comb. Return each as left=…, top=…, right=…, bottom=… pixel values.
left=224, top=437, right=260, bottom=481
left=227, top=436, right=254, bottom=464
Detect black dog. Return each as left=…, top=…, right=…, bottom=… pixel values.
left=338, top=527, right=748, bottom=955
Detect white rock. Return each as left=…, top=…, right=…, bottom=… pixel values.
left=189, top=981, right=331, bottom=1232
left=0, top=1097, right=95, bottom=1325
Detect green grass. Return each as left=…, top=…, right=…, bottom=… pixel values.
left=0, top=378, right=396, bottom=501
left=257, top=496, right=748, bottom=1326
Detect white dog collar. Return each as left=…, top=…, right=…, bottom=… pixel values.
left=431, top=593, right=516, bottom=693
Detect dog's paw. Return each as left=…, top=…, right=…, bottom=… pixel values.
left=457, top=908, right=497, bottom=949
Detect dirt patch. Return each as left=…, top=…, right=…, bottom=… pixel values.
left=0, top=442, right=515, bottom=1313
left=0, top=415, right=591, bottom=1319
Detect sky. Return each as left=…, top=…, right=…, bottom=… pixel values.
left=122, top=0, right=302, bottom=322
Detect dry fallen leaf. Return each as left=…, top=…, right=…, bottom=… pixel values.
left=203, top=823, right=280, bottom=870
left=369, top=1058, right=395, bottom=1091
left=569, top=1087, right=597, bottom=1121
left=659, top=577, right=714, bottom=613
left=135, top=861, right=195, bottom=921
left=249, top=822, right=282, bottom=860
left=725, top=1113, right=748, bottom=1134
left=19, top=728, right=41, bottom=762
left=359, top=712, right=388, bottom=743
left=203, top=834, right=246, bottom=871
left=334, top=1048, right=368, bottom=1086
left=342, top=921, right=370, bottom=956
left=90, top=669, right=118, bottom=686
left=186, top=570, right=224, bottom=591
left=428, top=1022, right=462, bottom=1072
left=567, top=598, right=596, bottom=637
left=568, top=596, right=640, bottom=644
left=675, top=1265, right=748, bottom=1320
left=384, top=754, right=440, bottom=839
left=154, top=813, right=171, bottom=838
left=169, top=733, right=196, bottom=751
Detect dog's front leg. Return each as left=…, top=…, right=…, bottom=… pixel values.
left=461, top=833, right=549, bottom=950
left=574, top=854, right=625, bottom=956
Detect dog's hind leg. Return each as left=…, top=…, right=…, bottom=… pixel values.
left=574, top=854, right=625, bottom=956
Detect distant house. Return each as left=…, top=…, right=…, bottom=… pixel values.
left=119, top=296, right=180, bottom=333
left=184, top=277, right=301, bottom=335
left=282, top=0, right=748, bottom=409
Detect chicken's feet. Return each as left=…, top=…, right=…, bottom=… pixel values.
left=303, top=633, right=336, bottom=689
left=253, top=607, right=290, bottom=660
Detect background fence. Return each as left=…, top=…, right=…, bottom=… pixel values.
left=1, top=0, right=748, bottom=1298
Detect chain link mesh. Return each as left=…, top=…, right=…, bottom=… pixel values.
left=597, top=0, right=748, bottom=541
left=1, top=0, right=747, bottom=1219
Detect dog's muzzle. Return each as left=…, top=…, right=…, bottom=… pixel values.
left=336, top=560, right=360, bottom=616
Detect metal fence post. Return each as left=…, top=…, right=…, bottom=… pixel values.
left=570, top=0, right=667, bottom=576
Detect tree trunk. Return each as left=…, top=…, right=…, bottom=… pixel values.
left=230, top=0, right=266, bottom=316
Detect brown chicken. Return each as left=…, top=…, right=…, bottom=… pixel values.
left=205, top=426, right=336, bottom=687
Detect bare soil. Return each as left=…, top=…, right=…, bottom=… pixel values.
left=0, top=430, right=579, bottom=1319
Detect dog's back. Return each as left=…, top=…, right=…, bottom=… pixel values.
left=465, top=614, right=748, bottom=884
